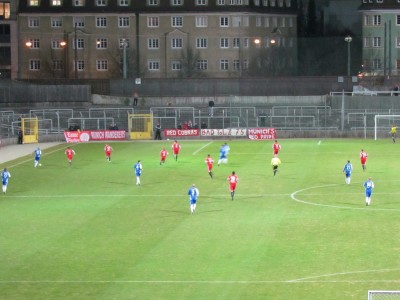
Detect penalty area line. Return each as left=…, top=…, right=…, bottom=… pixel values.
left=193, top=141, right=213, bottom=155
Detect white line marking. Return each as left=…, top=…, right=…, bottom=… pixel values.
left=290, top=183, right=400, bottom=211
left=317, top=140, right=321, bottom=145
left=289, top=268, right=400, bottom=282
left=192, top=141, right=213, bottom=155
left=4, top=193, right=291, bottom=199
left=0, top=279, right=399, bottom=284
left=3, top=146, right=67, bottom=169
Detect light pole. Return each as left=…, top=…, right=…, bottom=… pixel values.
left=120, top=38, right=128, bottom=79
left=345, top=35, right=352, bottom=76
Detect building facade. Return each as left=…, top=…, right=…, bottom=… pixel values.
left=0, top=1, right=16, bottom=79
left=17, top=0, right=298, bottom=80
left=359, top=0, right=400, bottom=77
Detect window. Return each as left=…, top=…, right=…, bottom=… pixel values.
left=220, top=17, right=229, bottom=27
left=220, top=59, right=229, bottom=70
left=217, top=0, right=225, bottom=4
left=220, top=38, right=229, bottom=48
left=373, top=37, right=381, bottom=47
left=148, top=60, right=160, bottom=70
left=397, top=37, right=400, bottom=47
left=148, top=0, right=159, bottom=5
left=53, top=60, right=64, bottom=71
left=74, top=0, right=85, bottom=6
left=196, top=0, right=207, bottom=4
left=76, top=60, right=85, bottom=71
left=172, top=16, right=183, bottom=27
left=372, top=58, right=381, bottom=69
left=51, top=0, right=62, bottom=5
left=96, top=17, right=107, bottom=28
left=256, top=16, right=262, bottom=27
left=119, top=0, right=129, bottom=5
left=233, top=38, right=240, bottom=48
left=0, top=2, right=10, bottom=19
left=74, top=17, right=85, bottom=28
left=233, top=59, right=240, bottom=70
left=27, top=39, right=40, bottom=49
left=196, top=59, right=208, bottom=70
left=148, top=38, right=159, bottom=49
left=29, top=60, right=41, bottom=70
left=51, top=17, right=63, bottom=28
left=171, top=0, right=183, bottom=5
left=364, top=37, right=372, bottom=48
left=397, top=59, right=400, bottom=70
left=373, top=15, right=381, bottom=26
left=119, top=17, right=130, bottom=27
left=148, top=17, right=159, bottom=27
left=29, top=0, right=39, bottom=6
left=171, top=38, right=183, bottom=49
left=96, top=60, right=108, bottom=71
left=171, top=61, right=182, bottom=70
left=376, top=0, right=383, bottom=2
left=96, top=38, right=108, bottom=49
left=51, top=39, right=66, bottom=49
left=289, top=17, right=293, bottom=27
left=364, top=15, right=371, bottom=26
left=232, top=16, right=241, bottom=27
left=96, top=0, right=107, bottom=6
left=196, top=16, right=208, bottom=27
left=196, top=38, right=208, bottom=48
left=281, top=17, right=286, bottom=27
left=397, top=15, right=400, bottom=26
left=74, top=38, right=84, bottom=50
left=28, top=17, right=40, bottom=28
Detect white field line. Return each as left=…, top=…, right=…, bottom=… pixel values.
left=192, top=141, right=213, bottom=155
left=291, top=183, right=400, bottom=211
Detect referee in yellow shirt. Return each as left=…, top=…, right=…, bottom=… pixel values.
left=391, top=125, right=397, bottom=143
left=271, top=154, right=281, bottom=176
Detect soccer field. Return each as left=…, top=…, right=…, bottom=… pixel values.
left=1, top=139, right=399, bottom=300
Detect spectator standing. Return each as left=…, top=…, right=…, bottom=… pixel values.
left=133, top=91, right=138, bottom=106
left=155, top=123, right=162, bottom=140
left=208, top=99, right=215, bottom=116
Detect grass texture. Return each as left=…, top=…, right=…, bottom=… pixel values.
left=0, top=139, right=399, bottom=300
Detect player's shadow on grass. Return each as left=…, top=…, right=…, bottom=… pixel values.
left=105, top=181, right=131, bottom=186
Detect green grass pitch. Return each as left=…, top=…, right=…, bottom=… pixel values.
left=1, top=139, right=400, bottom=300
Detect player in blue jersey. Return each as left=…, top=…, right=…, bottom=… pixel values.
left=363, top=177, right=375, bottom=206
left=134, top=160, right=143, bottom=186
left=217, top=143, right=230, bottom=166
left=1, top=168, right=11, bottom=194
left=187, top=184, right=200, bottom=214
left=342, top=160, right=353, bottom=184
left=33, top=147, right=42, bottom=167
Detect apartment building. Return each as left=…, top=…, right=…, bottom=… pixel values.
left=18, top=0, right=298, bottom=80
left=0, top=1, right=16, bottom=79
left=359, top=0, right=400, bottom=77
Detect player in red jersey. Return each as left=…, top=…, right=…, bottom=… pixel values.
left=227, top=171, right=239, bottom=200
left=171, top=140, right=181, bottom=161
left=104, top=144, right=113, bottom=162
left=65, top=146, right=76, bottom=166
left=272, top=140, right=281, bottom=155
left=160, top=148, right=169, bottom=165
left=205, top=154, right=214, bottom=178
left=360, top=149, right=368, bottom=172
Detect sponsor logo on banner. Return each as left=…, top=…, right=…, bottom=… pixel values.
left=164, top=129, right=200, bottom=137
left=64, top=130, right=126, bottom=142
left=248, top=128, right=276, bottom=140
left=200, top=128, right=247, bottom=137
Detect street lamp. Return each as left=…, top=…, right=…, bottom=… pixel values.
left=345, top=35, right=352, bottom=76
left=120, top=38, right=128, bottom=79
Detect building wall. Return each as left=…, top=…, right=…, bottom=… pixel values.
left=17, top=1, right=298, bottom=80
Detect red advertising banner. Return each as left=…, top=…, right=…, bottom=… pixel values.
left=201, top=128, right=247, bottom=137
left=248, top=128, right=276, bottom=140
left=64, top=130, right=126, bottom=142
left=164, top=129, right=200, bottom=137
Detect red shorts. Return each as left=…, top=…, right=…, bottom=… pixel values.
left=229, top=183, right=237, bottom=192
